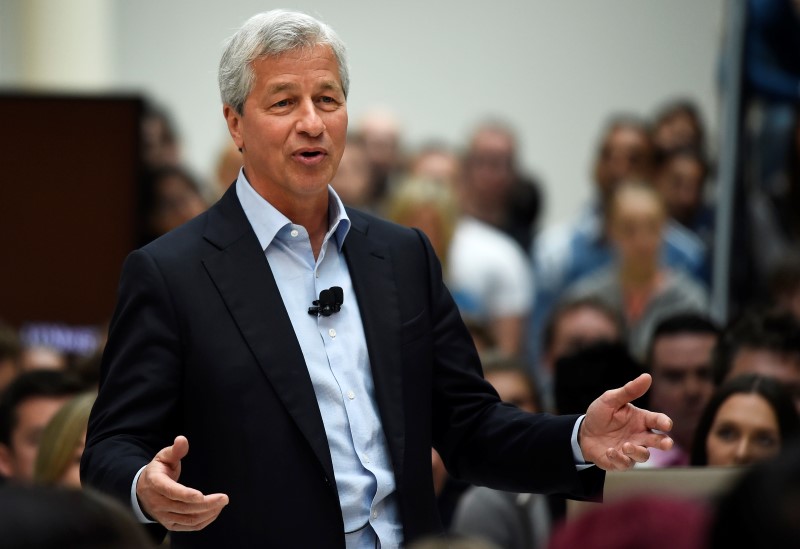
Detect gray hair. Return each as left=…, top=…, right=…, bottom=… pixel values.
left=218, top=9, right=349, bottom=114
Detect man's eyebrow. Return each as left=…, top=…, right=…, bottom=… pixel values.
left=317, top=80, right=342, bottom=93
left=267, top=82, right=299, bottom=95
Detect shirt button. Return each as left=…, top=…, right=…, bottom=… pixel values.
left=329, top=328, right=336, bottom=338
left=347, top=390, right=355, bottom=400
left=364, top=454, right=370, bottom=463
left=372, top=511, right=379, bottom=519
left=290, top=229, right=299, bottom=237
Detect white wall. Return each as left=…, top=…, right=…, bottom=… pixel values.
left=2, top=0, right=726, bottom=226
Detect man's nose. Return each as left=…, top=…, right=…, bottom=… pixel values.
left=296, top=100, right=325, bottom=137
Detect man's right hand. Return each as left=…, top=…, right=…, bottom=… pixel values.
left=136, top=435, right=229, bottom=531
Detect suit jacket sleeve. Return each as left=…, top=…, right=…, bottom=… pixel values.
left=81, top=248, right=183, bottom=534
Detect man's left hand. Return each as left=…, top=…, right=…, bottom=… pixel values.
left=579, top=373, right=673, bottom=471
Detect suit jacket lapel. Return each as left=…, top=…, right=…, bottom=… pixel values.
left=343, top=211, right=406, bottom=485
left=200, top=186, right=336, bottom=488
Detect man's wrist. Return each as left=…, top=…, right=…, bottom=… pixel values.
left=131, top=465, right=157, bottom=524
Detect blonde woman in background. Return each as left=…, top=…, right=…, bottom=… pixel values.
left=34, top=391, right=95, bottom=487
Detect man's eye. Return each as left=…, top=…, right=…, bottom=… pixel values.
left=273, top=99, right=291, bottom=108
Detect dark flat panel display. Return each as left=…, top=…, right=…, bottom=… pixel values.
left=0, top=94, right=142, bottom=328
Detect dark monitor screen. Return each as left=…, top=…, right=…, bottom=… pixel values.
left=0, top=93, right=143, bottom=329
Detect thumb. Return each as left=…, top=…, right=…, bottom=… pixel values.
left=157, top=435, right=190, bottom=467
left=603, top=373, right=651, bottom=409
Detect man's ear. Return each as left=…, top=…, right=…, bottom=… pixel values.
left=223, top=104, right=245, bottom=152
left=0, top=443, right=16, bottom=478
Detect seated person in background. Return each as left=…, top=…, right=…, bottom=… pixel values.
left=709, top=438, right=800, bottom=549
left=537, top=296, right=625, bottom=413
left=554, top=341, right=645, bottom=416
left=34, top=391, right=96, bottom=488
left=0, top=371, right=85, bottom=482
left=387, top=177, right=532, bottom=357
left=768, top=250, right=800, bottom=321
left=138, top=166, right=209, bottom=246
left=0, top=322, right=21, bottom=393
left=18, top=345, right=67, bottom=373
left=643, top=313, right=720, bottom=467
left=565, top=182, right=709, bottom=360
left=531, top=116, right=707, bottom=367
left=408, top=142, right=462, bottom=191
left=330, top=134, right=375, bottom=211
left=356, top=107, right=405, bottom=207
left=654, top=147, right=714, bottom=249
left=451, top=355, right=552, bottom=549
left=652, top=99, right=707, bottom=156
left=460, top=121, right=542, bottom=251
left=713, top=309, right=800, bottom=412
left=0, top=484, right=155, bottom=549
left=690, top=374, right=800, bottom=466
left=548, top=494, right=710, bottom=549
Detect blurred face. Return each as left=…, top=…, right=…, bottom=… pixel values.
left=608, top=189, right=665, bottom=270
left=464, top=129, right=515, bottom=201
left=19, top=347, right=66, bottom=372
left=484, top=370, right=538, bottom=413
left=330, top=143, right=371, bottom=206
left=656, top=156, right=705, bottom=225
left=411, top=151, right=461, bottom=188
left=57, top=431, right=85, bottom=488
left=728, top=349, right=800, bottom=412
left=706, top=393, right=781, bottom=466
left=594, top=126, right=653, bottom=199
left=149, top=174, right=208, bottom=235
left=545, top=306, right=620, bottom=371
left=654, top=112, right=700, bottom=152
left=650, top=333, right=717, bottom=448
left=224, top=45, right=348, bottom=213
left=0, top=396, right=71, bottom=481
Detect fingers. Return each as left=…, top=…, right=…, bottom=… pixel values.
left=643, top=410, right=674, bottom=433
left=153, top=493, right=229, bottom=531
left=602, top=374, right=652, bottom=409
left=156, top=435, right=190, bottom=468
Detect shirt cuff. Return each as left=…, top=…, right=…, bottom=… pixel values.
left=571, top=415, right=594, bottom=471
left=131, top=465, right=157, bottom=523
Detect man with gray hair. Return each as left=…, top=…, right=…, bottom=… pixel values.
left=82, top=10, right=674, bottom=548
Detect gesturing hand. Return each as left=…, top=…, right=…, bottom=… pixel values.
left=136, top=436, right=229, bottom=531
left=579, top=374, right=674, bottom=471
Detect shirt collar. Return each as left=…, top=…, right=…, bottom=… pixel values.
left=235, top=169, right=351, bottom=252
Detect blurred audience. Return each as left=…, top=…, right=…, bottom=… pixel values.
left=547, top=495, right=710, bottom=549
left=451, top=355, right=551, bottom=549
left=768, top=249, right=800, bottom=320
left=212, top=140, right=243, bottom=200
left=409, top=143, right=462, bottom=190
left=331, top=134, right=376, bottom=211
left=652, top=99, right=707, bottom=155
left=0, top=322, right=21, bottom=392
left=18, top=344, right=68, bottom=373
left=0, top=484, right=155, bottom=548
left=460, top=121, right=542, bottom=251
left=654, top=146, right=714, bottom=248
left=0, top=371, right=85, bottom=482
left=140, top=103, right=181, bottom=171
left=709, top=437, right=800, bottom=549
left=138, top=166, right=209, bottom=245
left=531, top=115, right=707, bottom=366
left=565, top=182, right=709, bottom=359
left=691, top=373, right=800, bottom=466
left=538, top=296, right=625, bottom=412
left=34, top=391, right=95, bottom=488
left=643, top=313, right=720, bottom=467
left=357, top=107, right=405, bottom=206
left=713, top=309, right=800, bottom=411
left=387, top=177, right=532, bottom=357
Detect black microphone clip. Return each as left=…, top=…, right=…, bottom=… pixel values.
left=308, top=286, right=343, bottom=317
